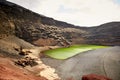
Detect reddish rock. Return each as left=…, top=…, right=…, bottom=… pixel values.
left=82, top=74, right=112, bottom=80
left=0, top=57, right=47, bottom=80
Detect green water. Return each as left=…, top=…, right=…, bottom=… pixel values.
left=44, top=45, right=107, bottom=59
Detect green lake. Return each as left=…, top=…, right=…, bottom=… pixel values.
left=44, top=45, right=107, bottom=59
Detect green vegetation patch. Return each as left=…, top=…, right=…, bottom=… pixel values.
left=44, top=45, right=107, bottom=59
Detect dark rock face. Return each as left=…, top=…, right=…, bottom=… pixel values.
left=0, top=0, right=120, bottom=46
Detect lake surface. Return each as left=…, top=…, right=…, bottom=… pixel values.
left=44, top=45, right=107, bottom=59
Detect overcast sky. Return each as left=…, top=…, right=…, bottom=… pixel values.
left=7, top=0, right=120, bottom=27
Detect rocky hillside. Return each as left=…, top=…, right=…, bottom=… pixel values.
left=0, top=0, right=120, bottom=46
left=81, top=22, right=120, bottom=45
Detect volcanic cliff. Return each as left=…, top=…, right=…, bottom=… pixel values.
left=0, top=0, right=120, bottom=46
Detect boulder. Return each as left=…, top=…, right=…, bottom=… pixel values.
left=82, top=74, right=112, bottom=80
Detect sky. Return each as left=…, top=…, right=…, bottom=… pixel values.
left=7, top=0, right=120, bottom=27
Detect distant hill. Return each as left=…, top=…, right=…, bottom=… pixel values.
left=0, top=0, right=120, bottom=46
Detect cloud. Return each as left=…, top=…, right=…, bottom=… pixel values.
left=7, top=0, right=120, bottom=26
